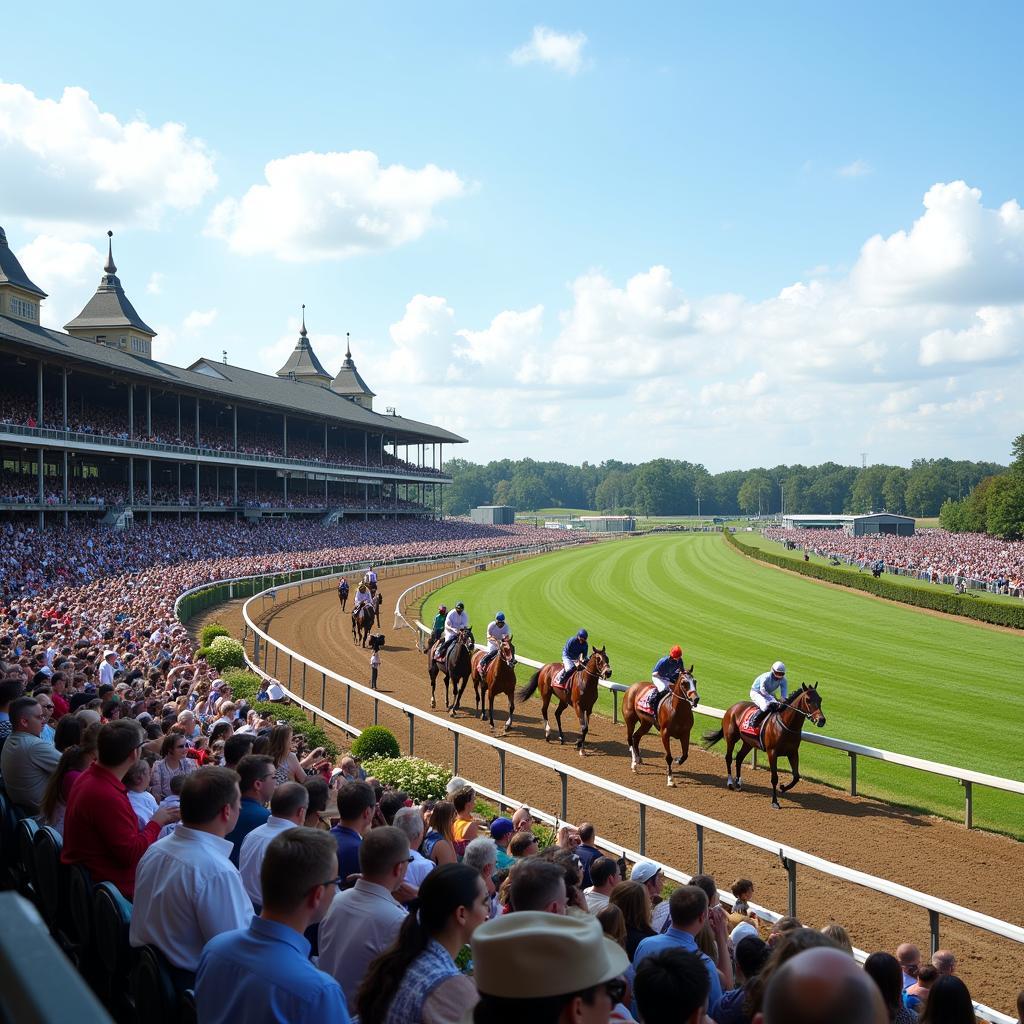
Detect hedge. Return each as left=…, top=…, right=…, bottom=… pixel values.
left=199, top=623, right=232, bottom=648
left=360, top=755, right=450, bottom=800
left=350, top=726, right=401, bottom=761
left=724, top=529, right=1024, bottom=630
left=196, top=636, right=247, bottom=670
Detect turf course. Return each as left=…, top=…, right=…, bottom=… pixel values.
left=428, top=532, right=1024, bottom=837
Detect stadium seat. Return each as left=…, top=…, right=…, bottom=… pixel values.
left=130, top=944, right=179, bottom=1024
left=14, top=815, right=39, bottom=902
left=31, top=825, right=64, bottom=934
left=93, top=881, right=133, bottom=1015
left=0, top=786, right=16, bottom=889
left=68, top=862, right=95, bottom=949
left=180, top=988, right=197, bottom=1024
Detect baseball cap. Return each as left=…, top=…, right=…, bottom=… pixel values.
left=630, top=860, right=662, bottom=884
left=266, top=683, right=286, bottom=701
left=489, top=817, right=515, bottom=839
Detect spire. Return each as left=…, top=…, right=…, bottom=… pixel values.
left=0, top=224, right=48, bottom=302
left=345, top=331, right=352, bottom=360
left=275, top=305, right=332, bottom=385
left=300, top=303, right=308, bottom=337
left=331, top=332, right=376, bottom=408
left=104, top=230, right=116, bottom=275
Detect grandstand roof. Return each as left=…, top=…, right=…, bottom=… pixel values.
left=276, top=306, right=332, bottom=385
left=331, top=334, right=376, bottom=400
left=64, top=233, right=155, bottom=336
left=0, top=227, right=47, bottom=299
left=0, top=314, right=465, bottom=444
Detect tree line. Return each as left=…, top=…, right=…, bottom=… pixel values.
left=939, top=435, right=1024, bottom=539
left=443, top=455, right=1004, bottom=519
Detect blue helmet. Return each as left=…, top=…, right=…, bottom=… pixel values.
left=495, top=612, right=505, bottom=622
left=577, top=629, right=588, bottom=639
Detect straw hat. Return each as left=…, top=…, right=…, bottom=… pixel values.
left=471, top=911, right=628, bottom=999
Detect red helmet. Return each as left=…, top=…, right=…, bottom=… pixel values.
left=439, top=605, right=447, bottom=613
left=670, top=645, right=683, bottom=659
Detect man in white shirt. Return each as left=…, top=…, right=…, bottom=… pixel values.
left=129, top=766, right=252, bottom=981
left=238, top=783, right=309, bottom=908
left=99, top=651, right=118, bottom=687
left=318, top=825, right=410, bottom=1013
left=437, top=602, right=470, bottom=659
left=584, top=856, right=621, bottom=913
left=392, top=805, right=435, bottom=888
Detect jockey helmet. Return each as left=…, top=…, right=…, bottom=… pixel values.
left=670, top=645, right=682, bottom=659
left=456, top=602, right=465, bottom=610
left=772, top=661, right=786, bottom=676
left=577, top=629, right=588, bottom=639
left=495, top=612, right=505, bottom=622
left=438, top=604, right=447, bottom=613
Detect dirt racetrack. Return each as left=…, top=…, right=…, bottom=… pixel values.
left=199, top=568, right=1024, bottom=1015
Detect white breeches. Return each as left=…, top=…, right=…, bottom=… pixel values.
left=750, top=688, right=773, bottom=712
left=562, top=655, right=575, bottom=674
left=651, top=674, right=670, bottom=692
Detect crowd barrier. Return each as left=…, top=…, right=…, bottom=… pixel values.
left=236, top=570, right=1023, bottom=1024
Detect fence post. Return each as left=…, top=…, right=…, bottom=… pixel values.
left=928, top=910, right=940, bottom=955
left=407, top=712, right=415, bottom=755
left=498, top=749, right=506, bottom=806
left=453, top=733, right=460, bottom=775
left=321, top=673, right=326, bottom=713
left=784, top=857, right=797, bottom=917
left=374, top=698, right=379, bottom=725
left=613, top=691, right=619, bottom=725
left=559, top=771, right=568, bottom=821
left=287, top=654, right=293, bottom=690
left=962, top=780, right=973, bottom=829
left=301, top=662, right=307, bottom=699
left=346, top=685, right=351, bottom=723
left=696, top=824, right=704, bottom=874
left=273, top=645, right=279, bottom=678
left=849, top=752, right=858, bottom=796
left=639, top=804, right=647, bottom=856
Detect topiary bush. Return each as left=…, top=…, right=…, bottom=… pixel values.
left=199, top=623, right=231, bottom=648
left=350, top=725, right=400, bottom=760
left=360, top=755, right=450, bottom=800
left=199, top=636, right=246, bottom=670
left=218, top=669, right=261, bottom=703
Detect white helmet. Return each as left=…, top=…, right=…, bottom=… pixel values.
left=772, top=661, right=786, bottom=675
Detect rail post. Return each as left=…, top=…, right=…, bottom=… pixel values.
left=696, top=824, right=705, bottom=874
left=345, top=684, right=352, bottom=724
left=639, top=804, right=647, bottom=856
left=559, top=771, right=568, bottom=821
left=408, top=712, right=415, bottom=756
left=253, top=634, right=260, bottom=664
left=453, top=733, right=460, bottom=775
left=498, top=749, right=506, bottom=805
left=301, top=662, right=307, bottom=700
left=781, top=854, right=797, bottom=917
left=373, top=697, right=379, bottom=725
left=962, top=780, right=973, bottom=829
left=929, top=910, right=940, bottom=955
left=321, top=673, right=326, bottom=714
left=849, top=752, right=858, bottom=796
left=613, top=690, right=619, bottom=725
left=273, top=645, right=279, bottom=678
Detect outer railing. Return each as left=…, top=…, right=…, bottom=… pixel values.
left=241, top=574, right=1022, bottom=1024
left=394, top=566, right=1024, bottom=830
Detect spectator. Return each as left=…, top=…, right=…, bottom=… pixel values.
left=469, top=911, right=629, bottom=1024
left=380, top=789, right=410, bottom=825
left=690, top=873, right=734, bottom=992
left=195, top=828, right=349, bottom=1024
left=511, top=805, right=534, bottom=833
left=239, top=782, right=309, bottom=908
left=575, top=822, right=601, bottom=888
left=223, top=732, right=255, bottom=770
left=918, top=976, right=975, bottom=1024
left=319, top=825, right=411, bottom=1014
left=268, top=724, right=306, bottom=785
left=730, top=878, right=755, bottom=923
left=125, top=759, right=159, bottom=826
left=865, top=953, right=919, bottom=1024
left=226, top=753, right=276, bottom=865
left=634, top=947, right=711, bottom=1024
left=931, top=950, right=956, bottom=976
left=597, top=904, right=628, bottom=949
left=896, top=943, right=922, bottom=990
left=463, top=836, right=499, bottom=919
left=0, top=695, right=61, bottom=811
left=508, top=858, right=567, bottom=914
left=35, top=690, right=56, bottom=744
left=356, top=863, right=488, bottom=1024
left=0, top=677, right=23, bottom=740
left=821, top=924, right=854, bottom=955
left=767, top=916, right=803, bottom=946
left=610, top=880, right=656, bottom=960
left=904, top=965, right=939, bottom=1013
left=394, top=805, right=435, bottom=887
left=303, top=776, right=332, bottom=830
left=444, top=776, right=468, bottom=798
left=423, top=800, right=459, bottom=867
left=716, top=934, right=770, bottom=1024
left=39, top=743, right=96, bottom=835
left=630, top=860, right=669, bottom=934
left=489, top=816, right=516, bottom=869
left=509, top=830, right=539, bottom=860
left=130, top=767, right=251, bottom=982
left=150, top=732, right=197, bottom=802
left=586, top=857, right=621, bottom=913
left=53, top=714, right=83, bottom=752
left=746, top=928, right=839, bottom=1020
left=756, top=947, right=887, bottom=1024
left=331, top=779, right=377, bottom=886
left=450, top=785, right=479, bottom=855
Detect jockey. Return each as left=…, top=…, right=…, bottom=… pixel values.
left=353, top=582, right=373, bottom=611
left=364, top=567, right=378, bottom=588
left=558, top=629, right=589, bottom=686
left=650, top=645, right=694, bottom=713
left=749, top=661, right=789, bottom=727
left=437, top=601, right=469, bottom=658
left=427, top=605, right=447, bottom=650
left=338, top=577, right=350, bottom=595
left=480, top=612, right=511, bottom=671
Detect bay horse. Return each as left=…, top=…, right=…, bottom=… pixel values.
left=702, top=683, right=826, bottom=809
left=516, top=647, right=611, bottom=755
left=372, top=590, right=383, bottom=627
left=351, top=602, right=376, bottom=647
left=622, top=666, right=699, bottom=788
left=470, top=635, right=517, bottom=733
left=426, top=627, right=475, bottom=714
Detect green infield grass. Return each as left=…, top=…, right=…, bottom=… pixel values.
left=427, top=532, right=1024, bottom=837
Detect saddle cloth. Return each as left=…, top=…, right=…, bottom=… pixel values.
left=552, top=670, right=574, bottom=697
left=637, top=686, right=659, bottom=716
left=738, top=706, right=768, bottom=749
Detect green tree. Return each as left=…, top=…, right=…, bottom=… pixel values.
left=738, top=472, right=772, bottom=514
left=985, top=475, right=1024, bottom=539
left=849, top=466, right=889, bottom=514
left=882, top=467, right=909, bottom=514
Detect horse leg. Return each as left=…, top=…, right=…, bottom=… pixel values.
left=428, top=665, right=437, bottom=709
left=724, top=731, right=736, bottom=788
left=629, top=717, right=653, bottom=771
left=541, top=688, right=552, bottom=742
left=575, top=706, right=589, bottom=756
left=781, top=749, right=801, bottom=793
left=769, top=754, right=781, bottom=809
left=503, top=690, right=514, bottom=735
left=554, top=700, right=568, bottom=745
left=662, top=728, right=676, bottom=787
left=734, top=742, right=751, bottom=791
left=487, top=689, right=496, bottom=730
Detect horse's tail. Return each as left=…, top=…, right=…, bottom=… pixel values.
left=516, top=670, right=541, bottom=703
left=701, top=727, right=724, bottom=749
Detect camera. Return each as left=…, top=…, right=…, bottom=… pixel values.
left=368, top=633, right=385, bottom=651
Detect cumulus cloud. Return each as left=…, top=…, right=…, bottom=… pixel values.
left=16, top=234, right=103, bottom=329
left=0, top=81, right=216, bottom=232
left=205, top=150, right=465, bottom=262
left=510, top=26, right=588, bottom=75
left=183, top=308, right=218, bottom=332
left=838, top=159, right=872, bottom=178
left=918, top=306, right=1024, bottom=366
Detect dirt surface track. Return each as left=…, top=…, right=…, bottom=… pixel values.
left=198, top=567, right=1024, bottom=1014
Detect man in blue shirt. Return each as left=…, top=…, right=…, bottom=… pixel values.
left=558, top=629, right=589, bottom=687
left=196, top=827, right=350, bottom=1024
left=227, top=755, right=276, bottom=866
left=330, top=780, right=376, bottom=888
left=633, top=885, right=722, bottom=1019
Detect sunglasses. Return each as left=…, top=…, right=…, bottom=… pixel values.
left=603, top=979, right=627, bottom=1004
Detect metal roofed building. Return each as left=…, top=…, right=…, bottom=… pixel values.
left=470, top=505, right=515, bottom=526
left=0, top=224, right=465, bottom=527
left=781, top=512, right=915, bottom=536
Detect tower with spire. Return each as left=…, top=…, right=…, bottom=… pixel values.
left=65, top=231, right=156, bottom=357
left=0, top=225, right=47, bottom=324
left=275, top=305, right=333, bottom=386
left=330, top=332, right=376, bottom=409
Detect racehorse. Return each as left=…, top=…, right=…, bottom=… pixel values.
left=372, top=590, right=383, bottom=627
left=470, top=635, right=517, bottom=733
left=351, top=603, right=376, bottom=647
left=337, top=584, right=349, bottom=611
left=702, top=683, right=826, bottom=809
left=427, top=627, right=476, bottom=715
left=516, top=648, right=612, bottom=755
left=622, top=666, right=699, bottom=788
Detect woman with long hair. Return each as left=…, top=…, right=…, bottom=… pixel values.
left=918, top=976, right=976, bottom=1024
left=609, top=880, right=655, bottom=960
left=356, top=863, right=489, bottom=1024
left=596, top=904, right=628, bottom=949
left=267, top=724, right=308, bottom=784
left=150, top=731, right=197, bottom=801
left=40, top=744, right=96, bottom=835
left=303, top=777, right=332, bottom=830
left=423, top=801, right=458, bottom=866
left=864, top=952, right=919, bottom=1024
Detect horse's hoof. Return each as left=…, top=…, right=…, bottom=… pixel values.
left=430, top=700, right=436, bottom=709
left=771, top=800, right=781, bottom=810
left=726, top=777, right=734, bottom=789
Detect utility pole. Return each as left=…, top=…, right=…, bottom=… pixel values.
left=861, top=452, right=867, bottom=469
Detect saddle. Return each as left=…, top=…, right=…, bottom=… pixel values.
left=553, top=669, right=576, bottom=697
left=738, top=706, right=769, bottom=749
left=636, top=686, right=661, bottom=717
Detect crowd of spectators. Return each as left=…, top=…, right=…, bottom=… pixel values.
left=765, top=526, right=1024, bottom=597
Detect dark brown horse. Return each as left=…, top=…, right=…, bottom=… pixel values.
left=426, top=627, right=475, bottom=714
left=702, top=683, right=826, bottom=809
left=516, top=647, right=611, bottom=755
left=470, top=635, right=517, bottom=733
left=351, top=602, right=376, bottom=646
left=622, top=666, right=699, bottom=788
left=372, top=590, right=383, bottom=627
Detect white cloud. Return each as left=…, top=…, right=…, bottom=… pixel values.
left=918, top=306, right=1023, bottom=366
left=382, top=295, right=457, bottom=383
left=183, top=308, right=218, bottom=332
left=0, top=81, right=216, bottom=232
left=16, top=234, right=102, bottom=329
left=206, top=150, right=465, bottom=262
left=838, top=159, right=872, bottom=178
left=510, top=26, right=588, bottom=75
left=146, top=272, right=164, bottom=295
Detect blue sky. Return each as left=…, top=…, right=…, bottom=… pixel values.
left=2, top=2, right=1023, bottom=469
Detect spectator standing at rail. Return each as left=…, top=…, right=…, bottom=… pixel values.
left=631, top=860, right=670, bottom=933
left=586, top=857, right=621, bottom=913
left=490, top=816, right=516, bottom=870
left=931, top=949, right=956, bottom=977
left=904, top=965, right=938, bottom=1013
left=370, top=647, right=380, bottom=690
left=575, top=821, right=601, bottom=887
left=331, top=779, right=377, bottom=886
left=896, top=943, right=922, bottom=990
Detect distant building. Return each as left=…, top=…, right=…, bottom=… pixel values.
left=782, top=512, right=914, bottom=537
left=471, top=505, right=515, bottom=525
left=543, top=515, right=635, bottom=533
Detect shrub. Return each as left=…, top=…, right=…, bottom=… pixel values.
left=218, top=670, right=261, bottom=704
left=360, top=755, right=450, bottom=800
left=199, top=636, right=246, bottom=670
left=256, top=702, right=339, bottom=759
left=199, top=623, right=231, bottom=647
left=351, top=725, right=400, bottom=760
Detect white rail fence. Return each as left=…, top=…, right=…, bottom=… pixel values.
left=238, top=573, right=1023, bottom=1024
left=392, top=564, right=1024, bottom=830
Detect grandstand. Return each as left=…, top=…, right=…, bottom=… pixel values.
left=0, top=226, right=464, bottom=528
